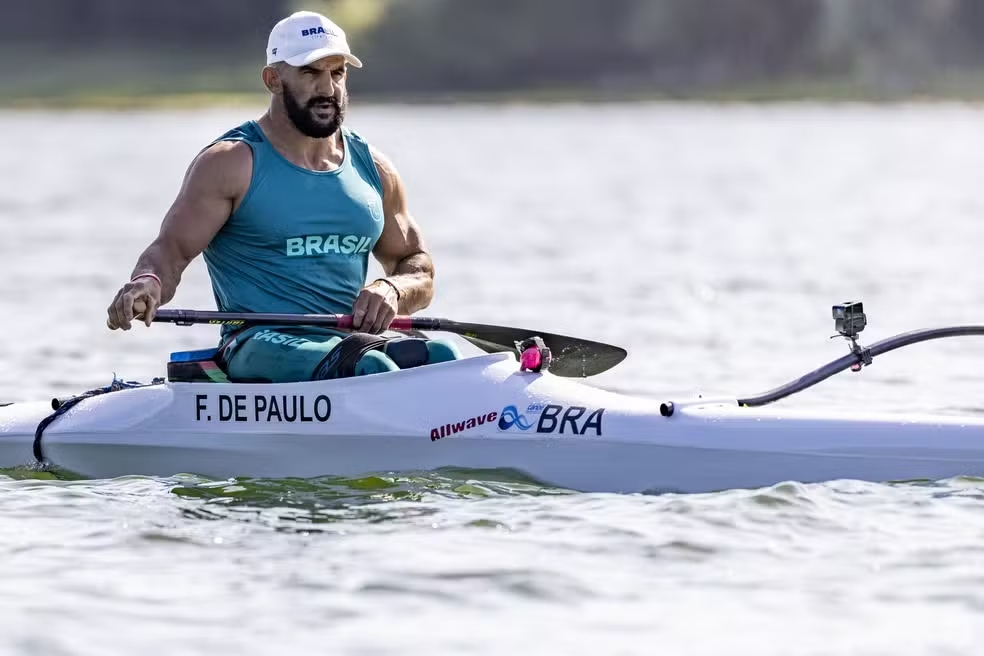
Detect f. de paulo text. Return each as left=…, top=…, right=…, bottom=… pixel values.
left=195, top=394, right=332, bottom=423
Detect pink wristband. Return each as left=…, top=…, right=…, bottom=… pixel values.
left=131, top=273, right=162, bottom=287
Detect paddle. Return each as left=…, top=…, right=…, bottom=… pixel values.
left=152, top=309, right=627, bottom=377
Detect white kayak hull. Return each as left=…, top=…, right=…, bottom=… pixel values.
left=2, top=352, right=983, bottom=493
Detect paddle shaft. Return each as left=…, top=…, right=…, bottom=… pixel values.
left=154, top=309, right=443, bottom=331
left=151, top=309, right=627, bottom=378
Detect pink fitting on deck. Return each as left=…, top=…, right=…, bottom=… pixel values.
left=520, top=346, right=542, bottom=371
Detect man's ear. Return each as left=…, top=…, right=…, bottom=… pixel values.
left=261, top=65, right=282, bottom=94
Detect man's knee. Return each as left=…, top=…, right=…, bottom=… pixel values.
left=354, top=350, right=400, bottom=376
left=425, top=339, right=462, bottom=364
left=382, top=338, right=463, bottom=369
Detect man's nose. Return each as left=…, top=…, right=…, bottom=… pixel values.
left=315, top=75, right=336, bottom=98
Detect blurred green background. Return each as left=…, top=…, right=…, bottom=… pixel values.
left=6, top=0, right=984, bottom=106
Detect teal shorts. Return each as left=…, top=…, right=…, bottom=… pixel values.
left=221, top=326, right=462, bottom=383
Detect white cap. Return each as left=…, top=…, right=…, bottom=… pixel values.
left=266, top=11, right=363, bottom=68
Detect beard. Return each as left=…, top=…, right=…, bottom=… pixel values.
left=282, top=83, right=347, bottom=138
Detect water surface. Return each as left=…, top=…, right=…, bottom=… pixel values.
left=1, top=103, right=983, bottom=654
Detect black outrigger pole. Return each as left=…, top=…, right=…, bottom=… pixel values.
left=734, top=302, right=984, bottom=408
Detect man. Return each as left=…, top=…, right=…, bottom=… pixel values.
left=106, top=11, right=459, bottom=382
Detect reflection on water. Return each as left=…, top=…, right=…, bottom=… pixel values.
left=170, top=469, right=566, bottom=528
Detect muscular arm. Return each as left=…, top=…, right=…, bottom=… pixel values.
left=369, top=146, right=434, bottom=314
left=135, top=141, right=251, bottom=301
left=107, top=141, right=251, bottom=329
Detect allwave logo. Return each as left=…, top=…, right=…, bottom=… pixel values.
left=431, top=411, right=498, bottom=441
left=498, top=405, right=534, bottom=431
left=286, top=235, right=373, bottom=257
left=498, top=403, right=605, bottom=436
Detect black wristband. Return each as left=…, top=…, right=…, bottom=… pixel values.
left=374, top=278, right=403, bottom=301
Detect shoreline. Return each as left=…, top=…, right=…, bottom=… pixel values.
left=7, top=79, right=984, bottom=110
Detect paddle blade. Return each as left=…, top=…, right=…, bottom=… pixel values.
left=449, top=322, right=627, bottom=377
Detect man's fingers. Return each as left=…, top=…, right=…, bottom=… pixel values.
left=369, top=295, right=396, bottom=334
left=143, top=297, right=159, bottom=327
left=107, top=282, right=161, bottom=331
left=353, top=286, right=401, bottom=333
left=351, top=292, right=370, bottom=329
left=368, top=311, right=383, bottom=334
left=360, top=295, right=383, bottom=334
left=106, top=293, right=123, bottom=330
left=121, top=292, right=137, bottom=330
left=371, top=304, right=396, bottom=335
left=111, top=295, right=132, bottom=331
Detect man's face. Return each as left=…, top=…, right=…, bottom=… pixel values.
left=277, top=56, right=349, bottom=138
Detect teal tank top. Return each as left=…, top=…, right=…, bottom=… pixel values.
left=202, top=121, right=385, bottom=336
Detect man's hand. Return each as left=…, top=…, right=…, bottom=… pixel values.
left=351, top=279, right=400, bottom=334
left=106, top=276, right=163, bottom=330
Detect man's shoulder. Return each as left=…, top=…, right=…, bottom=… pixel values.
left=343, top=126, right=389, bottom=166
left=195, top=121, right=262, bottom=170
left=214, top=121, right=266, bottom=146
left=341, top=127, right=393, bottom=193
left=187, top=140, right=253, bottom=194
left=342, top=125, right=371, bottom=147
left=193, top=139, right=252, bottom=172
left=200, top=139, right=254, bottom=162
left=365, top=142, right=399, bottom=183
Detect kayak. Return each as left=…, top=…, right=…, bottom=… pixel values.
left=1, top=304, right=982, bottom=493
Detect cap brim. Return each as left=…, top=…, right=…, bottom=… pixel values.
left=284, top=48, right=363, bottom=68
